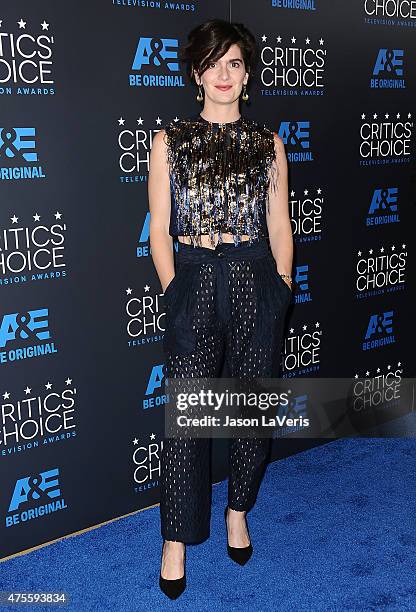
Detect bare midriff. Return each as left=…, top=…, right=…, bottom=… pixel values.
left=178, top=232, right=250, bottom=249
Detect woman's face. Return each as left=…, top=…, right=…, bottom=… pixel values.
left=195, top=43, right=248, bottom=106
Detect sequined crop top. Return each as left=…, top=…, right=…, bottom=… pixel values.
left=163, top=114, right=279, bottom=248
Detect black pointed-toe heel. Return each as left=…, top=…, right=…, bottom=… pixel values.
left=224, top=505, right=253, bottom=566
left=159, top=541, right=186, bottom=600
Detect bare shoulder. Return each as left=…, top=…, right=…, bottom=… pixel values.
left=152, top=128, right=167, bottom=149
left=271, top=131, right=285, bottom=150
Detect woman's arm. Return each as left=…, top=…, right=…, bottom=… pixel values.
left=266, top=132, right=293, bottom=290
left=148, top=129, right=176, bottom=293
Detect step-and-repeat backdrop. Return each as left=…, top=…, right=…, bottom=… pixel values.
left=1, top=1, right=415, bottom=558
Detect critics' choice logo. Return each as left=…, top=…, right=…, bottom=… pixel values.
left=1, top=378, right=77, bottom=455
left=129, top=36, right=184, bottom=88
left=125, top=285, right=166, bottom=348
left=0, top=211, right=67, bottom=287
left=359, top=112, right=413, bottom=164
left=363, top=310, right=395, bottom=351
left=0, top=19, right=55, bottom=95
left=281, top=321, right=322, bottom=377
left=352, top=362, right=403, bottom=412
left=260, top=34, right=326, bottom=94
left=6, top=467, right=67, bottom=527
left=355, top=244, right=407, bottom=298
left=366, top=187, right=400, bottom=227
left=0, top=307, right=58, bottom=364
left=363, top=0, right=416, bottom=25
left=0, top=127, right=45, bottom=180
left=278, top=120, right=313, bottom=162
left=371, top=48, right=405, bottom=89
left=290, top=187, right=323, bottom=243
left=117, top=115, right=171, bottom=183
left=132, top=433, right=162, bottom=494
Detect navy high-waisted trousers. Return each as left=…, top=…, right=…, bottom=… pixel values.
left=160, top=237, right=291, bottom=543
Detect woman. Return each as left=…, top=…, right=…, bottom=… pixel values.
left=148, top=18, right=293, bottom=599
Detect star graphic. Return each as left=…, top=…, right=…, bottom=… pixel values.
left=11, top=215, right=18, bottom=224
left=126, top=287, right=132, bottom=295
left=33, top=213, right=41, bottom=221
left=18, top=18, right=26, bottom=29
left=55, top=211, right=62, bottom=219
left=41, top=21, right=49, bottom=31
left=118, top=117, right=125, bottom=126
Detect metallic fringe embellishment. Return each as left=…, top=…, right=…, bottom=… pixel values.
left=164, top=117, right=279, bottom=248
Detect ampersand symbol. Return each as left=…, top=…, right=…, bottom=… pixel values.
left=0, top=128, right=24, bottom=160
left=149, top=38, right=164, bottom=67
left=379, top=189, right=389, bottom=211
left=27, top=475, right=49, bottom=502
left=15, top=312, right=38, bottom=341
left=287, top=122, right=300, bottom=146
left=384, top=50, right=394, bottom=74
left=376, top=314, right=385, bottom=333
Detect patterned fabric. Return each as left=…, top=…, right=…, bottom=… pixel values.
left=163, top=114, right=279, bottom=248
left=160, top=239, right=291, bottom=543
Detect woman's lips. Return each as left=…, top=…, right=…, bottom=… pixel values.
left=215, top=85, right=232, bottom=91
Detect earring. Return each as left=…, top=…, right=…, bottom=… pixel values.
left=241, top=83, right=249, bottom=101
left=196, top=84, right=203, bottom=102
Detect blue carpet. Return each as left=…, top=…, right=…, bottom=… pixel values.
left=1, top=428, right=416, bottom=611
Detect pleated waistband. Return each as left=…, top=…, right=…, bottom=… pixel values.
left=176, top=238, right=270, bottom=265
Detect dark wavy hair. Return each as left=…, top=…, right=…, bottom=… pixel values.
left=179, top=19, right=257, bottom=84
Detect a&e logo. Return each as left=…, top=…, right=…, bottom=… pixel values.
left=367, top=187, right=399, bottom=226
left=278, top=121, right=313, bottom=162
left=129, top=36, right=184, bottom=88
left=0, top=127, right=45, bottom=180
left=6, top=467, right=67, bottom=527
left=371, top=49, right=405, bottom=89
left=0, top=307, right=58, bottom=364
left=363, top=311, right=395, bottom=351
